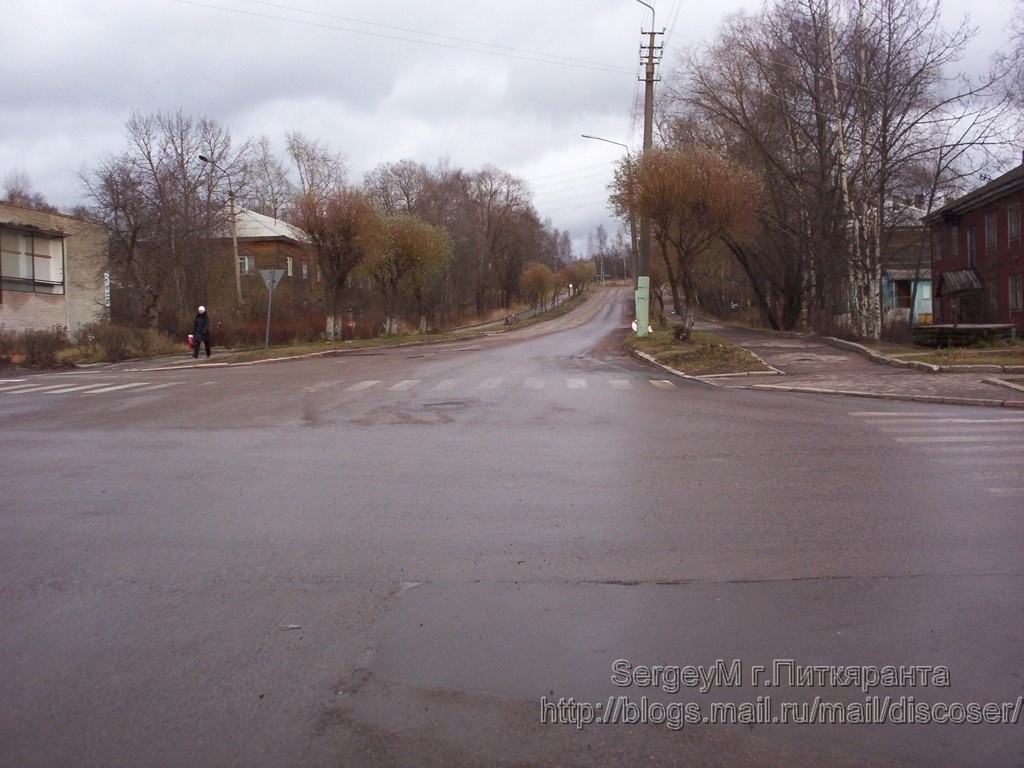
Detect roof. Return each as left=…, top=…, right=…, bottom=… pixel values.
left=935, top=269, right=983, bottom=298
left=885, top=268, right=929, bottom=281
left=222, top=208, right=310, bottom=243
left=925, top=164, right=1024, bottom=224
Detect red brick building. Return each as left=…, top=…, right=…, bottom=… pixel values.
left=925, top=163, right=1024, bottom=331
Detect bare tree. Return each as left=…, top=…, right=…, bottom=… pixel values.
left=286, top=132, right=347, bottom=205
left=665, top=0, right=1007, bottom=338
left=81, top=110, right=241, bottom=328
left=242, top=136, right=294, bottom=219
left=3, top=170, right=58, bottom=212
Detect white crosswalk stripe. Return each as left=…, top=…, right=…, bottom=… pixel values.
left=85, top=382, right=151, bottom=394
left=650, top=379, right=676, bottom=389
left=524, top=378, right=545, bottom=389
left=478, top=378, right=503, bottom=390
left=389, top=379, right=421, bottom=391
left=610, top=379, right=632, bottom=390
left=433, top=379, right=460, bottom=390
left=566, top=378, right=587, bottom=389
left=346, top=380, right=380, bottom=391
left=5, top=383, right=86, bottom=394
left=46, top=383, right=112, bottom=394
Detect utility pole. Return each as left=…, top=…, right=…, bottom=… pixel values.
left=634, top=0, right=661, bottom=337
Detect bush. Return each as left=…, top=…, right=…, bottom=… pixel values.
left=90, top=324, right=137, bottom=361
left=0, top=327, right=20, bottom=366
left=22, top=326, right=69, bottom=367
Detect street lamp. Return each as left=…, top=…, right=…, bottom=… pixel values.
left=199, top=154, right=243, bottom=308
left=581, top=134, right=639, bottom=292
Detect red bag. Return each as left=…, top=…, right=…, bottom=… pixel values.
left=187, top=334, right=195, bottom=350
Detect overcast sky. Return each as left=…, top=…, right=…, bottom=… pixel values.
left=1, top=0, right=1015, bottom=255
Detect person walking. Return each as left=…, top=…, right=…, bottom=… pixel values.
left=192, top=305, right=211, bottom=359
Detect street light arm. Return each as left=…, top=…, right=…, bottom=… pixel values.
left=581, top=134, right=630, bottom=152
left=634, top=0, right=655, bottom=27
left=199, top=154, right=234, bottom=196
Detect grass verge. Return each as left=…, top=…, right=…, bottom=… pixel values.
left=626, top=328, right=771, bottom=376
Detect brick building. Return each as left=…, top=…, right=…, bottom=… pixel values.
left=0, top=201, right=109, bottom=336
left=206, top=208, right=319, bottom=313
left=926, top=163, right=1024, bottom=331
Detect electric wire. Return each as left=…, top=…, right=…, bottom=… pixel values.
left=171, top=0, right=635, bottom=74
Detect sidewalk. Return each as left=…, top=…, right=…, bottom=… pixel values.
left=695, top=318, right=1024, bottom=409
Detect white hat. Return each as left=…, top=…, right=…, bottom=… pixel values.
left=198, top=306, right=205, bottom=312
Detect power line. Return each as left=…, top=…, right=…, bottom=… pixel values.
left=171, top=0, right=636, bottom=74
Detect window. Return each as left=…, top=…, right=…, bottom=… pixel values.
left=286, top=256, right=294, bottom=277
left=1011, top=274, right=1023, bottom=313
left=1009, top=203, right=1021, bottom=244
left=948, top=224, right=959, bottom=257
left=966, top=226, right=975, bottom=267
left=985, top=211, right=997, bottom=251
left=238, top=254, right=254, bottom=275
left=986, top=278, right=999, bottom=315
left=302, top=261, right=309, bottom=280
left=1, top=226, right=65, bottom=294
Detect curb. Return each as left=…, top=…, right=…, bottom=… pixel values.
left=983, top=377, right=1024, bottom=394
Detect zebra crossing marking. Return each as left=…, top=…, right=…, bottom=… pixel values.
left=46, top=383, right=112, bottom=394
left=389, top=379, right=421, bottom=391
left=650, top=379, right=676, bottom=389
left=566, top=378, right=587, bottom=389
left=85, top=382, right=152, bottom=394
left=6, top=383, right=88, bottom=394
left=433, top=379, right=460, bottom=390
left=478, top=378, right=503, bottom=390
left=524, top=378, right=545, bottom=389
left=346, top=380, right=380, bottom=391
left=610, top=379, right=632, bottom=390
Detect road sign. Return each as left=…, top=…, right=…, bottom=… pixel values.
left=259, top=269, right=286, bottom=347
left=260, top=269, right=285, bottom=293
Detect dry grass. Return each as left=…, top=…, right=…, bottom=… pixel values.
left=627, top=329, right=771, bottom=375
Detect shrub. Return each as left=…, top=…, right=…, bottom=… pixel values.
left=0, top=327, right=21, bottom=365
left=22, top=326, right=69, bottom=367
left=90, top=324, right=137, bottom=361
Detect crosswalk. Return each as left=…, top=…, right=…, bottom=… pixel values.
left=0, top=380, right=187, bottom=397
left=850, top=410, right=1024, bottom=499
left=0, top=376, right=682, bottom=400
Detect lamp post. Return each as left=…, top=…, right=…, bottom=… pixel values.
left=199, top=154, right=243, bottom=308
left=581, top=134, right=639, bottom=291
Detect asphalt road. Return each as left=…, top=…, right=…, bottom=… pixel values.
left=1, top=287, right=1022, bottom=767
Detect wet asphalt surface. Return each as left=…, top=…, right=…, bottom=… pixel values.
left=1, top=287, right=1022, bottom=767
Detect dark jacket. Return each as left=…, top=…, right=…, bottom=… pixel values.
left=192, top=312, right=211, bottom=340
